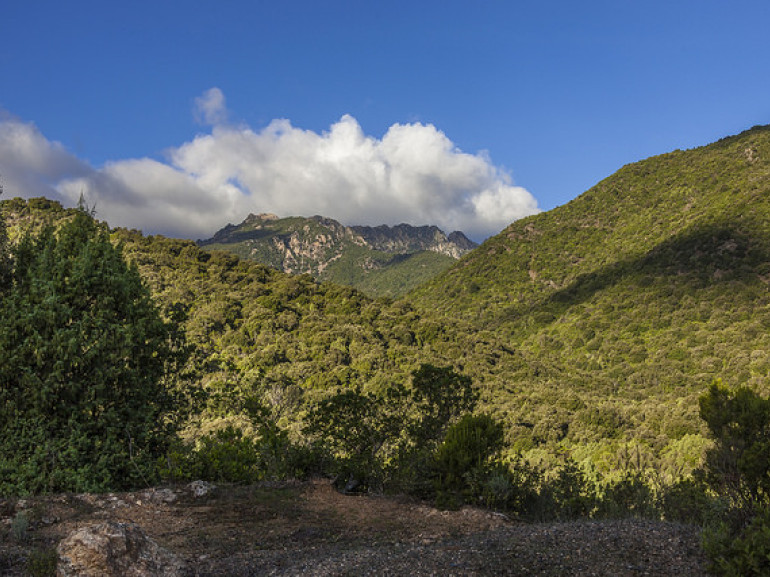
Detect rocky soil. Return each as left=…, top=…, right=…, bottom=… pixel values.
left=0, top=479, right=709, bottom=576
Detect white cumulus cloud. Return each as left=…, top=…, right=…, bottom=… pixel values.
left=0, top=89, right=540, bottom=241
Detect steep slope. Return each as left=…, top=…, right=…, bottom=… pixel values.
left=198, top=213, right=476, bottom=298
left=410, top=125, right=770, bottom=467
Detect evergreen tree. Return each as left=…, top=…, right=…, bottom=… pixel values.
left=0, top=209, right=186, bottom=494
left=0, top=180, right=9, bottom=290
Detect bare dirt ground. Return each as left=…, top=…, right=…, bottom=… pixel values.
left=0, top=479, right=709, bottom=576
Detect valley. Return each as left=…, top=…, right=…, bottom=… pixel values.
left=2, top=124, right=770, bottom=574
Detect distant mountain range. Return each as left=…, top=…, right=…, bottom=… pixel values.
left=198, top=214, right=477, bottom=298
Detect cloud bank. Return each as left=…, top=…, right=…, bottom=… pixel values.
left=0, top=90, right=539, bottom=241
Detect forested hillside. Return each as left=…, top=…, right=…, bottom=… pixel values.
left=411, top=124, right=770, bottom=472
left=4, top=127, right=770, bottom=484
left=0, top=197, right=516, bottom=445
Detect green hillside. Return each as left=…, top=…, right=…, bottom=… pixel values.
left=0, top=198, right=513, bottom=440
left=4, top=129, right=770, bottom=567
left=410, top=124, right=770, bottom=471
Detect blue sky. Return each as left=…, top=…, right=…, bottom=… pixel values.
left=1, top=1, right=768, bottom=241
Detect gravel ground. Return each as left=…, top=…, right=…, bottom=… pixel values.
left=188, top=518, right=708, bottom=576
left=1, top=480, right=710, bottom=576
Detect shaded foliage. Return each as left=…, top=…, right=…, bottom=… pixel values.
left=304, top=364, right=477, bottom=492
left=699, top=381, right=770, bottom=514
left=432, top=413, right=504, bottom=506
left=697, top=382, right=770, bottom=575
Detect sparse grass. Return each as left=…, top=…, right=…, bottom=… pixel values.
left=25, top=547, right=57, bottom=577
left=10, top=513, right=29, bottom=543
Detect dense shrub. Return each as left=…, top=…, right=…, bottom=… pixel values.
left=304, top=364, right=478, bottom=493
left=699, top=380, right=770, bottom=514
left=703, top=509, right=770, bottom=577
left=535, top=460, right=597, bottom=520
left=657, top=477, right=715, bottom=525
left=596, top=472, right=655, bottom=519
left=303, top=385, right=401, bottom=491
left=161, top=400, right=314, bottom=484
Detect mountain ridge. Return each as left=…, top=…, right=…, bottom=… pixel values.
left=198, top=213, right=477, bottom=297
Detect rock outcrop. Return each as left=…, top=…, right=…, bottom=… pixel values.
left=57, top=521, right=184, bottom=577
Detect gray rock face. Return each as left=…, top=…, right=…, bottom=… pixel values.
left=57, top=521, right=184, bottom=577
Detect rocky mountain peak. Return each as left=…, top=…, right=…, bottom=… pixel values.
left=198, top=213, right=478, bottom=296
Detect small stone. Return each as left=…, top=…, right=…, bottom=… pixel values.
left=188, top=480, right=215, bottom=498
left=143, top=488, right=178, bottom=504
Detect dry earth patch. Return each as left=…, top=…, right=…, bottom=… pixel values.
left=0, top=479, right=708, bottom=576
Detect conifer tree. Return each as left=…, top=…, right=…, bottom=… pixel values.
left=0, top=208, right=186, bottom=494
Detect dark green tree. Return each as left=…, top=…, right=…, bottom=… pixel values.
left=698, top=380, right=770, bottom=576
left=407, top=364, right=477, bottom=446
left=0, top=209, right=186, bottom=494
left=304, top=364, right=478, bottom=493
left=304, top=385, right=405, bottom=491
left=699, top=380, right=770, bottom=514
left=432, top=413, right=504, bottom=493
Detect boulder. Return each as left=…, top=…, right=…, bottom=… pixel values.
left=57, top=521, right=184, bottom=577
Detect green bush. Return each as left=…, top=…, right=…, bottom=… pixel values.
left=25, top=547, right=58, bottom=577
left=658, top=477, right=714, bottom=525
left=432, top=413, right=504, bottom=496
left=703, top=509, right=770, bottom=576
left=161, top=422, right=313, bottom=485
left=193, top=426, right=263, bottom=483
left=536, top=460, right=597, bottom=520
left=10, top=511, right=29, bottom=542
left=699, top=381, right=770, bottom=513
left=474, top=460, right=540, bottom=513
left=304, top=364, right=479, bottom=494
left=596, top=472, right=655, bottom=519
left=303, top=386, right=398, bottom=491
left=698, top=381, right=770, bottom=574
